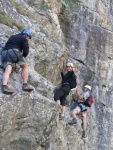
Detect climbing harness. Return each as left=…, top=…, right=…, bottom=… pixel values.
left=1, top=48, right=21, bottom=71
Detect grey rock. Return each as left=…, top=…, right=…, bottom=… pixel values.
left=0, top=0, right=113, bottom=150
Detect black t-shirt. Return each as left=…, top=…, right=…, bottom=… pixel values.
left=4, top=34, right=29, bottom=57
left=61, top=71, right=77, bottom=88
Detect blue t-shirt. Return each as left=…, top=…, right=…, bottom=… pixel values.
left=83, top=92, right=90, bottom=100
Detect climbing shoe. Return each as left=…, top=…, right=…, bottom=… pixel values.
left=68, top=118, right=77, bottom=125
left=82, top=131, right=86, bottom=138
left=2, top=85, right=14, bottom=94
left=59, top=114, right=65, bottom=120
left=22, top=83, right=34, bottom=92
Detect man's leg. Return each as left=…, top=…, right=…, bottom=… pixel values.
left=54, top=88, right=64, bottom=106
left=2, top=65, right=14, bottom=94
left=20, top=64, right=34, bottom=91
left=56, top=100, right=66, bottom=120
left=68, top=106, right=81, bottom=125
left=56, top=99, right=65, bottom=120
left=20, top=64, right=28, bottom=84
left=2, top=65, right=12, bottom=85
left=59, top=105, right=65, bottom=120
left=59, top=94, right=68, bottom=120
left=82, top=111, right=87, bottom=131
left=81, top=111, right=87, bottom=138
left=61, top=106, right=65, bottom=116
left=71, top=107, right=81, bottom=118
left=56, top=100, right=60, bottom=105
left=56, top=100, right=65, bottom=120
left=54, top=88, right=67, bottom=120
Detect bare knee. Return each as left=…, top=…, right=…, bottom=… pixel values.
left=82, top=116, right=87, bottom=123
left=20, top=64, right=28, bottom=69
left=71, top=110, right=78, bottom=117
left=56, top=100, right=60, bottom=105
left=82, top=112, right=87, bottom=118
left=5, top=65, right=12, bottom=74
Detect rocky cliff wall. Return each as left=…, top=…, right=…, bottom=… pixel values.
left=0, top=0, right=113, bottom=150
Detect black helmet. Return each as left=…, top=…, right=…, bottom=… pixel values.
left=21, top=29, right=32, bottom=39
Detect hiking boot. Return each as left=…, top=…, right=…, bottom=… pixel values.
left=59, top=114, right=65, bottom=120
left=68, top=118, right=77, bottom=125
left=22, top=83, right=34, bottom=92
left=2, top=85, right=14, bottom=94
left=82, top=131, right=86, bottom=138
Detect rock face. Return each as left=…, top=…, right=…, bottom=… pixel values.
left=0, top=0, right=113, bottom=150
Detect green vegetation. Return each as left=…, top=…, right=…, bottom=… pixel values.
left=58, top=0, right=82, bottom=21
left=59, top=0, right=82, bottom=12
left=12, top=0, right=25, bottom=15
left=28, top=0, right=81, bottom=12
left=0, top=10, right=25, bottom=30
left=11, top=0, right=36, bottom=20
left=12, top=0, right=51, bottom=19
left=27, top=0, right=52, bottom=11
left=32, top=32, right=37, bottom=37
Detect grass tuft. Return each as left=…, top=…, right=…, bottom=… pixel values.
left=0, top=10, right=25, bottom=30
left=11, top=0, right=36, bottom=20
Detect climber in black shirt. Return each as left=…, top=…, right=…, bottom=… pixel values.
left=54, top=63, right=77, bottom=120
left=1, top=29, right=34, bottom=94
left=4, top=34, right=29, bottom=57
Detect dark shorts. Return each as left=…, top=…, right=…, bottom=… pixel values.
left=1, top=49, right=26, bottom=69
left=78, top=103, right=87, bottom=112
left=54, top=85, right=70, bottom=106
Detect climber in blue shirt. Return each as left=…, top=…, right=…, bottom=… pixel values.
left=68, top=85, right=91, bottom=138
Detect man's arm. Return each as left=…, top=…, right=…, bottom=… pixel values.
left=61, top=72, right=64, bottom=80
left=59, top=68, right=64, bottom=80
left=22, top=38, right=29, bottom=57
left=72, top=73, right=77, bottom=87
left=76, top=87, right=83, bottom=100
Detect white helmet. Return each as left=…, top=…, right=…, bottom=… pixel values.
left=84, top=85, right=91, bottom=91
left=66, top=63, right=74, bottom=67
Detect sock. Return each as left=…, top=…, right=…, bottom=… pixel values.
left=3, top=85, right=7, bottom=87
left=23, top=83, right=27, bottom=86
